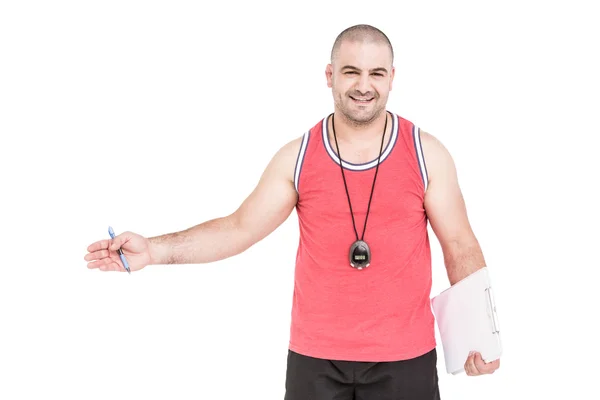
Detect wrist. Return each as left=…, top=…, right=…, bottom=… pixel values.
left=147, top=237, right=168, bottom=265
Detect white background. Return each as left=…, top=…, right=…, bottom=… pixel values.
left=1, top=0, right=598, bottom=399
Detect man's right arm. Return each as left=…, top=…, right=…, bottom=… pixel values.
left=147, top=136, right=302, bottom=265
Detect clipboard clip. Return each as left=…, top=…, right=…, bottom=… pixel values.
left=485, top=287, right=500, bottom=334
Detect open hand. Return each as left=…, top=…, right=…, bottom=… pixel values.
left=84, top=231, right=151, bottom=272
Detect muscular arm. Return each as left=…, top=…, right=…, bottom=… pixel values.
left=148, top=136, right=302, bottom=265
left=421, top=131, right=486, bottom=285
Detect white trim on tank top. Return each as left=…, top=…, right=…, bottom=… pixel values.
left=294, top=112, right=429, bottom=194
left=412, top=124, right=429, bottom=192
left=294, top=131, right=310, bottom=192
left=321, top=111, right=399, bottom=171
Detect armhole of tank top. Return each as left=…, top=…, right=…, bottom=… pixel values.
left=294, top=131, right=310, bottom=194
left=412, top=124, right=429, bottom=193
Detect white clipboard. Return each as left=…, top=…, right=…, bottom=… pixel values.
left=431, top=267, right=502, bottom=375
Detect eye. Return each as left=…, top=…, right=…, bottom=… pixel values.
left=372, top=73, right=384, bottom=77
left=344, top=71, right=358, bottom=75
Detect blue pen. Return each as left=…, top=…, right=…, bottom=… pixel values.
left=108, top=226, right=131, bottom=274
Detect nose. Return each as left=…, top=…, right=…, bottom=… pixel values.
left=356, top=72, right=372, bottom=95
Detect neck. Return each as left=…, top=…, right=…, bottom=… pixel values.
left=331, top=109, right=388, bottom=144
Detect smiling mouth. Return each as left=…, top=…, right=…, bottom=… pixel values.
left=350, top=96, right=374, bottom=103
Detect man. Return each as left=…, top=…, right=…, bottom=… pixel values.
left=84, top=24, right=499, bottom=399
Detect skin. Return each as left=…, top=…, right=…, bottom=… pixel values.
left=84, top=37, right=499, bottom=376
left=324, top=40, right=394, bottom=162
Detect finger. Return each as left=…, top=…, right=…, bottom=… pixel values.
left=104, top=258, right=128, bottom=272
left=484, top=359, right=499, bottom=374
left=108, top=234, right=130, bottom=251
left=469, top=352, right=481, bottom=375
left=84, top=249, right=110, bottom=262
left=102, top=261, right=123, bottom=271
left=473, top=353, right=488, bottom=373
left=471, top=352, right=486, bottom=375
left=87, top=239, right=110, bottom=253
left=103, top=262, right=122, bottom=272
left=87, top=259, right=111, bottom=269
left=464, top=352, right=475, bottom=376
left=463, top=360, right=470, bottom=375
left=474, top=354, right=499, bottom=374
left=87, top=259, right=121, bottom=271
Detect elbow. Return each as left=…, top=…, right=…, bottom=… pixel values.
left=227, top=212, right=258, bottom=254
left=441, top=231, right=480, bottom=258
left=442, top=235, right=486, bottom=284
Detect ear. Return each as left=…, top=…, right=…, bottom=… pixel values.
left=325, top=64, right=333, bottom=88
left=389, top=66, right=395, bottom=91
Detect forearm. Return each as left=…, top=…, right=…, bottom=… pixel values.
left=147, top=215, right=251, bottom=265
left=442, top=238, right=487, bottom=285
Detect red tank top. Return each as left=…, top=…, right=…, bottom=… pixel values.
left=289, top=111, right=436, bottom=362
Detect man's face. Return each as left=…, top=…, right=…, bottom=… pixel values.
left=326, top=40, right=395, bottom=125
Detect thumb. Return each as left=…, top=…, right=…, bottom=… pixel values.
left=109, top=234, right=127, bottom=251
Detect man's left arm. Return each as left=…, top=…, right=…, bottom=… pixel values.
left=420, top=130, right=500, bottom=376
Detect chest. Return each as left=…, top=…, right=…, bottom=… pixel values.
left=327, top=134, right=392, bottom=165
left=297, top=159, right=425, bottom=226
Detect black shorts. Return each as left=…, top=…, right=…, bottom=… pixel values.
left=284, top=348, right=441, bottom=400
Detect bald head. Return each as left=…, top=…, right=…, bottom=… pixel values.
left=330, top=24, right=394, bottom=65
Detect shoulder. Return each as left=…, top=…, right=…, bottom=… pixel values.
left=419, top=130, right=457, bottom=184
left=274, top=116, right=322, bottom=163
left=276, top=134, right=305, bottom=163
left=272, top=117, right=324, bottom=179
left=420, top=130, right=446, bottom=154
left=264, top=134, right=306, bottom=183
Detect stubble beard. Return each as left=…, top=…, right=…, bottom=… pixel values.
left=334, top=91, right=386, bottom=129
